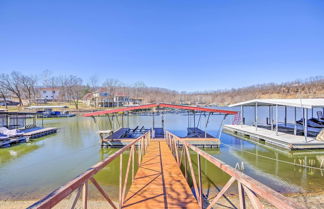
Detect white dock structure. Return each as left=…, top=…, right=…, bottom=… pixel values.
left=225, top=99, right=324, bottom=150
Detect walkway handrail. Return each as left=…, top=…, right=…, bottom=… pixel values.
left=165, top=131, right=306, bottom=209
left=28, top=131, right=151, bottom=209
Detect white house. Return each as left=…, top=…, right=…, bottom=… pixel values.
left=39, top=88, right=60, bottom=101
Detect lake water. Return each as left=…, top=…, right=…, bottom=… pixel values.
left=0, top=106, right=324, bottom=201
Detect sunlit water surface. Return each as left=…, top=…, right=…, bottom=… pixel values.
left=0, top=107, right=324, bottom=200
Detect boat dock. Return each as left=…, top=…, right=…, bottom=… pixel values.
left=122, top=141, right=199, bottom=209
left=22, top=127, right=58, bottom=139
left=228, top=99, right=324, bottom=150
left=224, top=124, right=324, bottom=150
left=101, top=127, right=219, bottom=148
left=28, top=104, right=306, bottom=209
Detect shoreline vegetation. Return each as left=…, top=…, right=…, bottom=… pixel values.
left=1, top=71, right=323, bottom=112
left=1, top=191, right=323, bottom=209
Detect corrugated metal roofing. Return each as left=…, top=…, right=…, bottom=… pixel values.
left=229, top=99, right=324, bottom=109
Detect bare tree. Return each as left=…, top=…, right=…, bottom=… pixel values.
left=0, top=84, right=9, bottom=109
left=64, top=75, right=84, bottom=109
left=103, top=79, right=121, bottom=105
left=88, top=75, right=98, bottom=91
left=21, top=75, right=38, bottom=105
left=0, top=72, right=24, bottom=106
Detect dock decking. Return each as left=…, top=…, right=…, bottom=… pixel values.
left=224, top=124, right=324, bottom=150
left=22, top=127, right=58, bottom=139
left=122, top=141, right=199, bottom=209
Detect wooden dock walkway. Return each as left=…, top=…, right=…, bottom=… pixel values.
left=122, top=141, right=199, bottom=209
left=22, top=127, right=58, bottom=139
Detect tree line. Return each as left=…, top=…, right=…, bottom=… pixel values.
left=0, top=70, right=323, bottom=109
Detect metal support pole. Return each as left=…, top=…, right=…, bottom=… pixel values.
left=268, top=106, right=271, bottom=125
left=275, top=105, right=278, bottom=136
left=187, top=111, right=190, bottom=129
left=204, top=113, right=211, bottom=138
left=193, top=111, right=196, bottom=133
left=304, top=108, right=308, bottom=142
left=162, top=112, right=164, bottom=130
left=255, top=102, right=258, bottom=131
left=152, top=112, right=155, bottom=129
left=294, top=107, right=297, bottom=135
left=121, top=113, right=124, bottom=128
left=240, top=105, right=243, bottom=126
left=284, top=106, right=287, bottom=126
left=270, top=106, right=273, bottom=131
left=218, top=114, right=228, bottom=139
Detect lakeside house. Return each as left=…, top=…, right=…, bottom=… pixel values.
left=82, top=88, right=143, bottom=107
left=39, top=87, right=60, bottom=101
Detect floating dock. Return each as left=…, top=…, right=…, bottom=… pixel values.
left=224, top=124, right=324, bottom=150
left=122, top=141, right=199, bottom=209
left=22, top=127, right=58, bottom=139
left=101, top=127, right=219, bottom=148
left=0, top=137, right=27, bottom=148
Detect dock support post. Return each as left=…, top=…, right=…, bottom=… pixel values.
left=255, top=102, right=258, bottom=131
left=304, top=108, right=308, bottom=142
left=270, top=106, right=273, bottom=131
left=218, top=114, right=227, bottom=139
left=284, top=106, right=287, bottom=126
left=152, top=112, right=155, bottom=129
left=162, top=111, right=165, bottom=130
left=294, top=107, right=297, bottom=135
left=240, top=105, right=243, bottom=126
left=204, top=113, right=211, bottom=138
left=275, top=105, right=278, bottom=136
left=193, top=111, right=196, bottom=133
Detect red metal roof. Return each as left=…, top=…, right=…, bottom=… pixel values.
left=158, top=103, right=237, bottom=115
left=84, top=103, right=237, bottom=117
left=83, top=104, right=159, bottom=117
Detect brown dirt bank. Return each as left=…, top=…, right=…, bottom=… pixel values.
left=1, top=192, right=324, bottom=209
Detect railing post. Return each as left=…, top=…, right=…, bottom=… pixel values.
left=119, top=153, right=123, bottom=209
left=197, top=153, right=203, bottom=208
left=82, top=181, right=88, bottom=209
left=122, top=146, right=133, bottom=203
left=184, top=145, right=200, bottom=205
left=132, top=145, right=135, bottom=182
left=138, top=139, right=141, bottom=166
left=175, top=138, right=179, bottom=163
left=238, top=182, right=246, bottom=209
left=185, top=148, right=188, bottom=180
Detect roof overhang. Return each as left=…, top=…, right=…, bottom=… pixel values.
left=229, top=99, right=324, bottom=109
left=83, top=103, right=237, bottom=117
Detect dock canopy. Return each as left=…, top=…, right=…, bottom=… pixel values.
left=83, top=103, right=237, bottom=117
left=229, top=99, right=324, bottom=109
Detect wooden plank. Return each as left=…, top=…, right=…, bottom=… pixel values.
left=166, top=131, right=306, bottom=209
left=28, top=132, right=150, bottom=209
left=122, top=141, right=199, bottom=209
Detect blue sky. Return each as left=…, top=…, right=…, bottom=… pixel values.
left=0, top=0, right=323, bottom=91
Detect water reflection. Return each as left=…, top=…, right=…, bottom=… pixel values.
left=0, top=112, right=323, bottom=201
